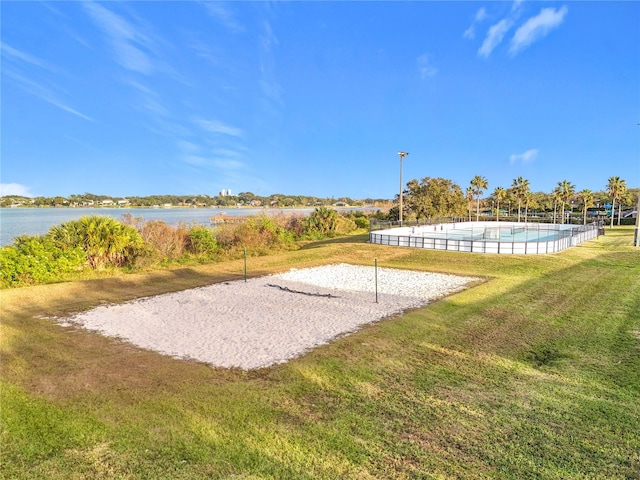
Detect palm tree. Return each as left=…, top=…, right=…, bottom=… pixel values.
left=616, top=184, right=628, bottom=226
left=607, top=176, right=626, bottom=228
left=550, top=187, right=562, bottom=224
left=47, top=215, right=143, bottom=268
left=465, top=187, right=474, bottom=221
left=492, top=187, right=507, bottom=222
left=578, top=189, right=594, bottom=225
left=523, top=192, right=532, bottom=223
left=470, top=175, right=489, bottom=221
left=511, top=176, right=530, bottom=222
left=557, top=180, right=575, bottom=224
left=305, top=206, right=338, bottom=234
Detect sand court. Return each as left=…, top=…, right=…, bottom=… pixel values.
left=61, top=264, right=479, bottom=370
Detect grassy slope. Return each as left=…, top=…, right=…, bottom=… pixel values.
left=1, top=227, right=639, bottom=479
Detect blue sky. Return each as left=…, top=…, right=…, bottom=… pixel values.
left=2, top=1, right=638, bottom=200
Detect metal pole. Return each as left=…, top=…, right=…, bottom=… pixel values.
left=374, top=259, right=379, bottom=303
left=634, top=189, right=640, bottom=246
left=398, top=151, right=409, bottom=226
left=244, top=247, right=247, bottom=282
left=633, top=123, right=640, bottom=247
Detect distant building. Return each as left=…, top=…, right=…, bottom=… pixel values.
left=219, top=189, right=232, bottom=197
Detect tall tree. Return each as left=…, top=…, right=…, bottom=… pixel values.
left=465, top=187, right=474, bottom=221
left=492, top=187, right=507, bottom=222
left=406, top=177, right=466, bottom=220
left=606, top=176, right=626, bottom=228
left=551, top=187, right=562, bottom=224
left=557, top=180, right=576, bottom=224
left=511, top=177, right=530, bottom=222
left=578, top=189, right=594, bottom=225
left=524, top=192, right=532, bottom=223
left=470, top=175, right=489, bottom=221
left=617, top=184, right=629, bottom=225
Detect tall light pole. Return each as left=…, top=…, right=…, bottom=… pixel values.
left=398, top=151, right=409, bottom=225
left=635, top=124, right=640, bottom=246
left=634, top=187, right=640, bottom=247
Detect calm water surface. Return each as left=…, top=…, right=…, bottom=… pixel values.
left=0, top=207, right=325, bottom=246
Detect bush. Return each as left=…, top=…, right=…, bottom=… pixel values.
left=354, top=216, right=370, bottom=229
left=47, top=216, right=144, bottom=269
left=302, top=207, right=339, bottom=237
left=138, top=220, right=189, bottom=260
left=186, top=227, right=220, bottom=257
left=283, top=214, right=306, bottom=237
left=0, top=236, right=85, bottom=287
left=213, top=215, right=295, bottom=255
left=299, top=207, right=360, bottom=238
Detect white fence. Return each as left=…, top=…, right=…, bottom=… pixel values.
left=369, top=221, right=601, bottom=255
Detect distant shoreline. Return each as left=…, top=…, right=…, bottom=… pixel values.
left=1, top=204, right=383, bottom=209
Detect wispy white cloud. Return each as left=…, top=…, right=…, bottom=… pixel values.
left=259, top=20, right=283, bottom=108
left=177, top=140, right=245, bottom=171
left=125, top=79, right=171, bottom=117
left=212, top=148, right=243, bottom=158
left=417, top=53, right=438, bottom=79
left=181, top=154, right=209, bottom=167
left=177, top=140, right=200, bottom=154
left=201, top=1, right=244, bottom=33
left=478, top=19, right=512, bottom=58
left=196, top=119, right=244, bottom=138
left=510, top=149, right=539, bottom=165
left=463, top=7, right=487, bottom=40
left=1, top=42, right=61, bottom=73
left=509, top=6, right=568, bottom=55
left=45, top=98, right=95, bottom=122
left=511, top=0, right=526, bottom=14
left=212, top=158, right=245, bottom=170
left=4, top=69, right=94, bottom=122
left=0, top=183, right=34, bottom=197
left=83, top=2, right=154, bottom=74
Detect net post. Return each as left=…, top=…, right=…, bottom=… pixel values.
left=375, top=259, right=379, bottom=303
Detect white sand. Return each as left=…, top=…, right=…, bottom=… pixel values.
left=62, top=264, right=479, bottom=370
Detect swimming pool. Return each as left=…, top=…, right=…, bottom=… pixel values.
left=369, top=221, right=602, bottom=254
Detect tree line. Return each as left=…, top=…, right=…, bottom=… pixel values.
left=392, top=175, right=637, bottom=226
left=0, top=192, right=390, bottom=209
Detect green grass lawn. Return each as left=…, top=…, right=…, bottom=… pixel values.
left=2, top=227, right=639, bottom=479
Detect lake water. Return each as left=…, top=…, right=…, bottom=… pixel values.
left=0, top=207, right=336, bottom=246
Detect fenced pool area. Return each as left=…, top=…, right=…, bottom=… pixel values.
left=369, top=221, right=602, bottom=254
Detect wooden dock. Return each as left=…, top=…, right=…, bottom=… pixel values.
left=210, top=215, right=249, bottom=225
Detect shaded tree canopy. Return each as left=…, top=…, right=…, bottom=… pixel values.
left=405, top=177, right=466, bottom=220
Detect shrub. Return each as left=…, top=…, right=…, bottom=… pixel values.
left=213, top=215, right=295, bottom=255
left=47, top=216, right=144, bottom=269
left=283, top=214, right=306, bottom=238
left=186, top=227, right=220, bottom=257
left=354, top=216, right=370, bottom=229
left=137, top=220, right=189, bottom=260
left=0, top=236, right=85, bottom=287
left=299, top=207, right=360, bottom=238
left=302, top=207, right=339, bottom=237
left=333, top=215, right=357, bottom=235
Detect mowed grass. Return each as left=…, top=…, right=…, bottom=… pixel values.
left=1, top=227, right=639, bottom=479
